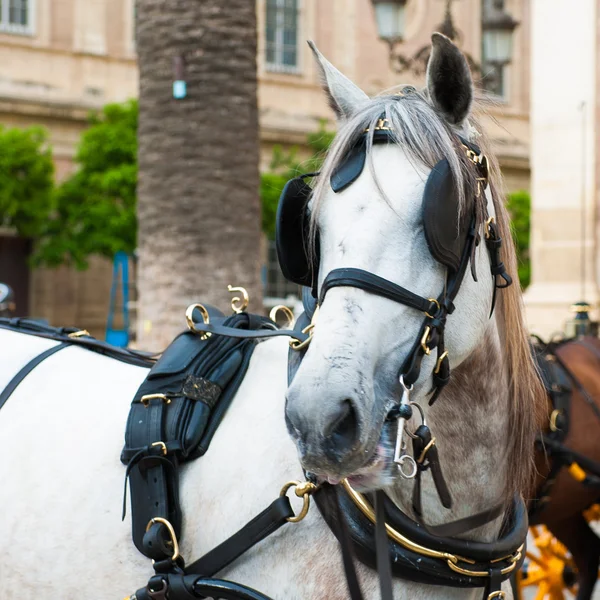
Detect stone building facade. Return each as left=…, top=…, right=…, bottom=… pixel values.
left=0, top=0, right=532, bottom=337
left=524, top=0, right=600, bottom=336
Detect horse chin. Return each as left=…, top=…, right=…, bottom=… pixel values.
left=315, top=422, right=397, bottom=493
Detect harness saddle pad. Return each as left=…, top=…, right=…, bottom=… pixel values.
left=121, top=308, right=271, bottom=557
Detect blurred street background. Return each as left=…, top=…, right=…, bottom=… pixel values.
left=2, top=0, right=577, bottom=349
left=1, top=1, right=600, bottom=598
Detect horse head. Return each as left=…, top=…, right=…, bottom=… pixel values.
left=283, top=35, right=537, bottom=501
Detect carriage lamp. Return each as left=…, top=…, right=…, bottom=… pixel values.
left=565, top=301, right=598, bottom=338
left=370, top=0, right=519, bottom=77
left=481, top=1, right=519, bottom=67
left=371, top=0, right=408, bottom=46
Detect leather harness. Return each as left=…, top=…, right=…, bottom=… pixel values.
left=0, top=126, right=528, bottom=598
left=114, top=131, right=525, bottom=599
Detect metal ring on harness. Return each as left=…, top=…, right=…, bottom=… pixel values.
left=186, top=304, right=212, bottom=340
left=549, top=408, right=562, bottom=432
left=146, top=517, right=180, bottom=562
left=280, top=480, right=317, bottom=523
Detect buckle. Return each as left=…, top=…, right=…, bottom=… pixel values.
left=146, top=517, right=180, bottom=561
left=141, top=393, right=172, bottom=407
left=424, top=298, right=440, bottom=319
left=421, top=326, right=432, bottom=355
left=151, top=441, right=167, bottom=456
left=434, top=351, right=449, bottom=375
left=68, top=329, right=90, bottom=338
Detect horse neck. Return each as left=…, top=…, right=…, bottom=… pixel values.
left=387, top=321, right=511, bottom=542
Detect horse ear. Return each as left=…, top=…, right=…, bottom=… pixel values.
left=426, top=33, right=473, bottom=125
left=308, top=41, right=370, bottom=120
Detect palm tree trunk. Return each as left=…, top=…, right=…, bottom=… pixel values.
left=136, top=0, right=262, bottom=349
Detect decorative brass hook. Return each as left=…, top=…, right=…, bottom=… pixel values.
left=269, top=304, right=295, bottom=329
left=185, top=303, right=211, bottom=340
left=227, top=285, right=249, bottom=314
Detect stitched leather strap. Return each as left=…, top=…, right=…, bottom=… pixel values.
left=0, top=342, right=69, bottom=411
left=185, top=496, right=294, bottom=576
left=320, top=268, right=436, bottom=314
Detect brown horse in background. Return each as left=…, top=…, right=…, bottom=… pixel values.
left=528, top=336, right=600, bottom=600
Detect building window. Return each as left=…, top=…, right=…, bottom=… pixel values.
left=266, top=0, right=300, bottom=73
left=0, top=0, right=34, bottom=34
left=481, top=0, right=506, bottom=98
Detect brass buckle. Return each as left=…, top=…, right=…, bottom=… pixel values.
left=475, top=177, right=487, bottom=197
left=185, top=303, right=211, bottom=340
left=280, top=480, right=317, bottom=523
left=146, top=517, right=180, bottom=561
left=364, top=117, right=392, bottom=132
left=417, top=437, right=436, bottom=464
left=487, top=593, right=506, bottom=600
left=549, top=409, right=562, bottom=432
left=227, top=285, right=249, bottom=314
left=424, top=298, right=440, bottom=319
left=151, top=441, right=167, bottom=456
left=141, top=393, right=172, bottom=407
left=434, top=351, right=449, bottom=375
left=484, top=216, right=495, bottom=239
left=269, top=305, right=295, bottom=329
left=420, top=326, right=432, bottom=355
left=68, top=329, right=90, bottom=338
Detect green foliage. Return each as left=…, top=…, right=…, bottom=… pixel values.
left=260, top=120, right=335, bottom=239
left=33, top=100, right=138, bottom=269
left=0, top=126, right=54, bottom=237
left=506, top=189, right=531, bottom=289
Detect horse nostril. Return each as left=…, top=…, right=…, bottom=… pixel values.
left=325, top=399, right=359, bottom=459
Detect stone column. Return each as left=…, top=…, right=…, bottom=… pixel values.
left=524, top=0, right=598, bottom=337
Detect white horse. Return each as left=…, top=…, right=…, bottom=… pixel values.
left=0, top=35, right=543, bottom=600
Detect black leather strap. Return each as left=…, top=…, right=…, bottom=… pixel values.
left=0, top=319, right=156, bottom=367
left=134, top=576, right=275, bottom=600
left=186, top=322, right=308, bottom=343
left=334, top=486, right=365, bottom=600
left=185, top=496, right=294, bottom=576
left=0, top=342, right=69, bottom=411
left=320, top=268, right=436, bottom=314
left=375, top=491, right=394, bottom=600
